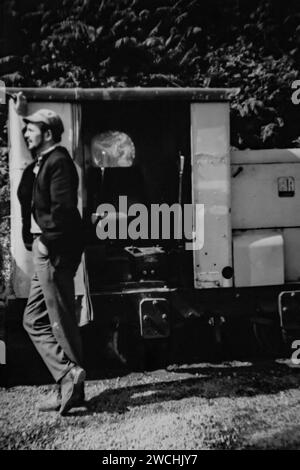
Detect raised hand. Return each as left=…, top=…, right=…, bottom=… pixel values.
left=12, top=91, right=28, bottom=116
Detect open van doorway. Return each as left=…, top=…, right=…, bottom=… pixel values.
left=82, top=100, right=193, bottom=293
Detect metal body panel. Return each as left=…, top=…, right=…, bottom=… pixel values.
left=191, top=103, right=232, bottom=288
left=282, top=228, right=300, bottom=282
left=231, top=150, right=300, bottom=285
left=233, top=230, right=284, bottom=287
left=231, top=162, right=300, bottom=229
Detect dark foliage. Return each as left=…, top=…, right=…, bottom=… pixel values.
left=0, top=0, right=300, bottom=148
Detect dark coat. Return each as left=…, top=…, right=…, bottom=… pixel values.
left=17, top=146, right=84, bottom=258
left=17, top=161, right=35, bottom=251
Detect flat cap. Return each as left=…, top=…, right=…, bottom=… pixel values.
left=23, top=108, right=64, bottom=137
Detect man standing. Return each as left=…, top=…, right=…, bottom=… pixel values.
left=15, top=93, right=86, bottom=416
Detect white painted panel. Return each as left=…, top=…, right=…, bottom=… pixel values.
left=282, top=228, right=300, bottom=283
left=233, top=227, right=300, bottom=285
left=9, top=101, right=85, bottom=297
left=191, top=103, right=232, bottom=288
left=231, top=163, right=300, bottom=229
left=233, top=230, right=284, bottom=287
left=9, top=100, right=35, bottom=298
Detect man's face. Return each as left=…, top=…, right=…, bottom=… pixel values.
left=24, top=123, right=44, bottom=151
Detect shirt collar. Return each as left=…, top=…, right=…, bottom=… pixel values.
left=33, top=144, right=58, bottom=175
left=38, top=144, right=58, bottom=158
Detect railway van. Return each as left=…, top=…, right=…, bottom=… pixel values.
left=3, top=86, right=300, bottom=374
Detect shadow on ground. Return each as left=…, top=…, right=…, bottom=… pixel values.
left=64, top=361, right=300, bottom=417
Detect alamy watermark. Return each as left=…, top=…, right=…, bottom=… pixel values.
left=288, top=81, right=300, bottom=363
left=291, top=80, right=300, bottom=105
left=94, top=196, right=204, bottom=251
left=291, top=340, right=300, bottom=365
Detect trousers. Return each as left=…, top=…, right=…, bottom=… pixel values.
left=23, top=237, right=83, bottom=382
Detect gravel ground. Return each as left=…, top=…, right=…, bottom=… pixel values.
left=1, top=360, right=300, bottom=450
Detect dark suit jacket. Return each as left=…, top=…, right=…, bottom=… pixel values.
left=17, top=161, right=35, bottom=251
left=17, top=146, right=83, bottom=258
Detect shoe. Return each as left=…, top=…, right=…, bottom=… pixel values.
left=38, top=383, right=85, bottom=412
left=37, top=384, right=61, bottom=412
left=59, top=365, right=86, bottom=416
